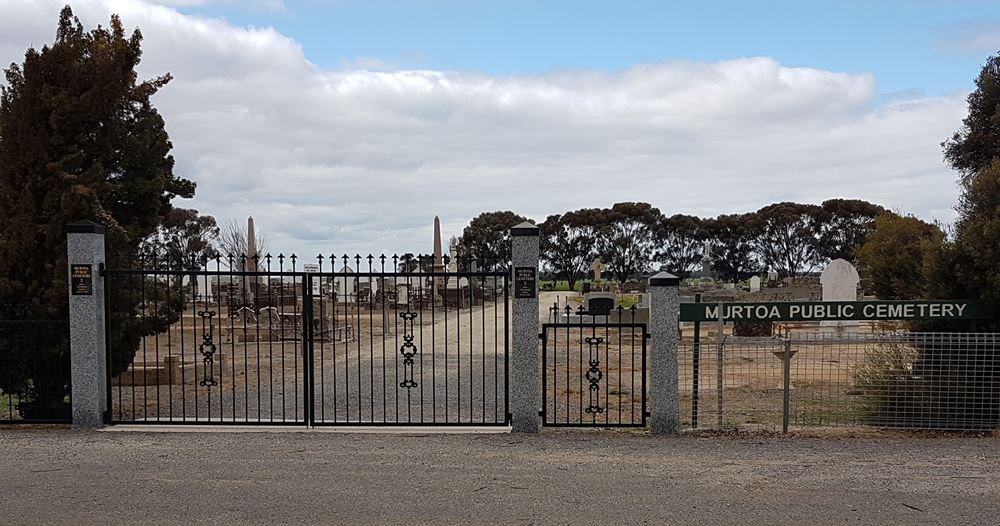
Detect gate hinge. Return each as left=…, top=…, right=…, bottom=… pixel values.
left=644, top=333, right=651, bottom=339
left=644, top=411, right=651, bottom=417
left=99, top=262, right=106, bottom=276
left=538, top=410, right=545, bottom=417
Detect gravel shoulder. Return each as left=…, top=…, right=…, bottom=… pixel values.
left=1, top=428, right=998, bottom=525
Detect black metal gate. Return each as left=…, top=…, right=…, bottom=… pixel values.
left=541, top=306, right=648, bottom=427
left=104, top=254, right=510, bottom=426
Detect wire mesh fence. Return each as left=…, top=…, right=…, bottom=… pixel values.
left=680, top=330, right=1000, bottom=432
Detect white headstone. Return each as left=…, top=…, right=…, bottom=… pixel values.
left=820, top=259, right=861, bottom=331
left=749, top=275, right=761, bottom=293
left=820, top=259, right=860, bottom=302
left=448, top=237, right=459, bottom=273
left=767, top=270, right=778, bottom=281
left=396, top=283, right=409, bottom=305
left=334, top=265, right=357, bottom=302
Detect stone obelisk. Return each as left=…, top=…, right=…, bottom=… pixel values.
left=247, top=216, right=257, bottom=272
left=433, top=215, right=445, bottom=297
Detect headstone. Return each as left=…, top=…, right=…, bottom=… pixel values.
left=700, top=240, right=713, bottom=276
left=820, top=259, right=860, bottom=302
left=584, top=292, right=616, bottom=315
left=820, top=259, right=861, bottom=331
left=396, top=283, right=409, bottom=305
left=749, top=275, right=761, bottom=293
left=591, top=259, right=605, bottom=282
left=767, top=270, right=778, bottom=282
left=335, top=264, right=357, bottom=302
left=637, top=293, right=651, bottom=309
left=448, top=236, right=459, bottom=273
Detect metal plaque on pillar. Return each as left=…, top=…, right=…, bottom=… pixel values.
left=70, top=264, right=93, bottom=296
left=514, top=267, right=536, bottom=299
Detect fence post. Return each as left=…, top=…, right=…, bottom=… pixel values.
left=510, top=221, right=540, bottom=432
left=66, top=221, right=108, bottom=429
left=782, top=338, right=791, bottom=434
left=650, top=271, right=680, bottom=434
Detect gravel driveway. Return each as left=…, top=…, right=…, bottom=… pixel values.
left=1, top=428, right=997, bottom=524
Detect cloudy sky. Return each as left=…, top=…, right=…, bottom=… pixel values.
left=2, top=0, right=998, bottom=256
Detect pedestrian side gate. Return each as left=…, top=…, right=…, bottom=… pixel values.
left=541, top=306, right=648, bottom=427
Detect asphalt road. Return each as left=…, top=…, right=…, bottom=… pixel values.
left=1, top=428, right=998, bottom=525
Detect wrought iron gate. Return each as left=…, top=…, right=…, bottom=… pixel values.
left=103, top=254, right=510, bottom=426
left=541, top=306, right=648, bottom=427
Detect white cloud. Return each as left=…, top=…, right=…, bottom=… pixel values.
left=0, top=0, right=969, bottom=256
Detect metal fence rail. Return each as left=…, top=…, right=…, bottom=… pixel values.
left=104, top=253, right=510, bottom=426
left=680, top=331, right=1000, bottom=432
left=0, top=319, right=71, bottom=424
left=542, top=306, right=648, bottom=427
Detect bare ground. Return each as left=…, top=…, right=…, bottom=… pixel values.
left=0, top=428, right=997, bottom=525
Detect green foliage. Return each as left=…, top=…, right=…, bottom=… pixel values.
left=141, top=208, right=219, bottom=266
left=0, top=319, right=70, bottom=418
left=539, top=209, right=601, bottom=291
left=732, top=320, right=773, bottom=337
left=815, top=199, right=888, bottom=263
left=473, top=198, right=889, bottom=283
left=943, top=160, right=1000, bottom=330
left=460, top=211, right=529, bottom=267
left=938, top=51, right=1000, bottom=331
left=855, top=214, right=944, bottom=300
left=754, top=202, right=823, bottom=278
left=855, top=340, right=1000, bottom=430
left=594, top=202, right=660, bottom=281
left=653, top=214, right=705, bottom=279
left=705, top=213, right=762, bottom=282
left=0, top=7, right=193, bottom=414
left=943, top=53, right=1000, bottom=183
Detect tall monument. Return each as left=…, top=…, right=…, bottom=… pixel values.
left=432, top=215, right=444, bottom=273
left=246, top=216, right=258, bottom=302
left=247, top=216, right=257, bottom=272
left=432, top=216, right=445, bottom=296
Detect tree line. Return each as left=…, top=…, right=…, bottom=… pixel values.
left=459, top=199, right=891, bottom=290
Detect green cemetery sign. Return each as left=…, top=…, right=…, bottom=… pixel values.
left=679, top=300, right=993, bottom=323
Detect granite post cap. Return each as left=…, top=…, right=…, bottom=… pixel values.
left=510, top=221, right=539, bottom=236
left=649, top=271, right=680, bottom=287
left=66, top=221, right=106, bottom=234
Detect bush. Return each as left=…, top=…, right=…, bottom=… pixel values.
left=732, top=320, right=773, bottom=337
left=855, top=339, right=1000, bottom=430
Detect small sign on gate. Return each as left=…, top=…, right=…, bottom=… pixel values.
left=303, top=263, right=320, bottom=295
left=514, top=266, right=536, bottom=299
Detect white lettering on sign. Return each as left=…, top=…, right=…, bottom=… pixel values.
left=691, top=301, right=977, bottom=321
